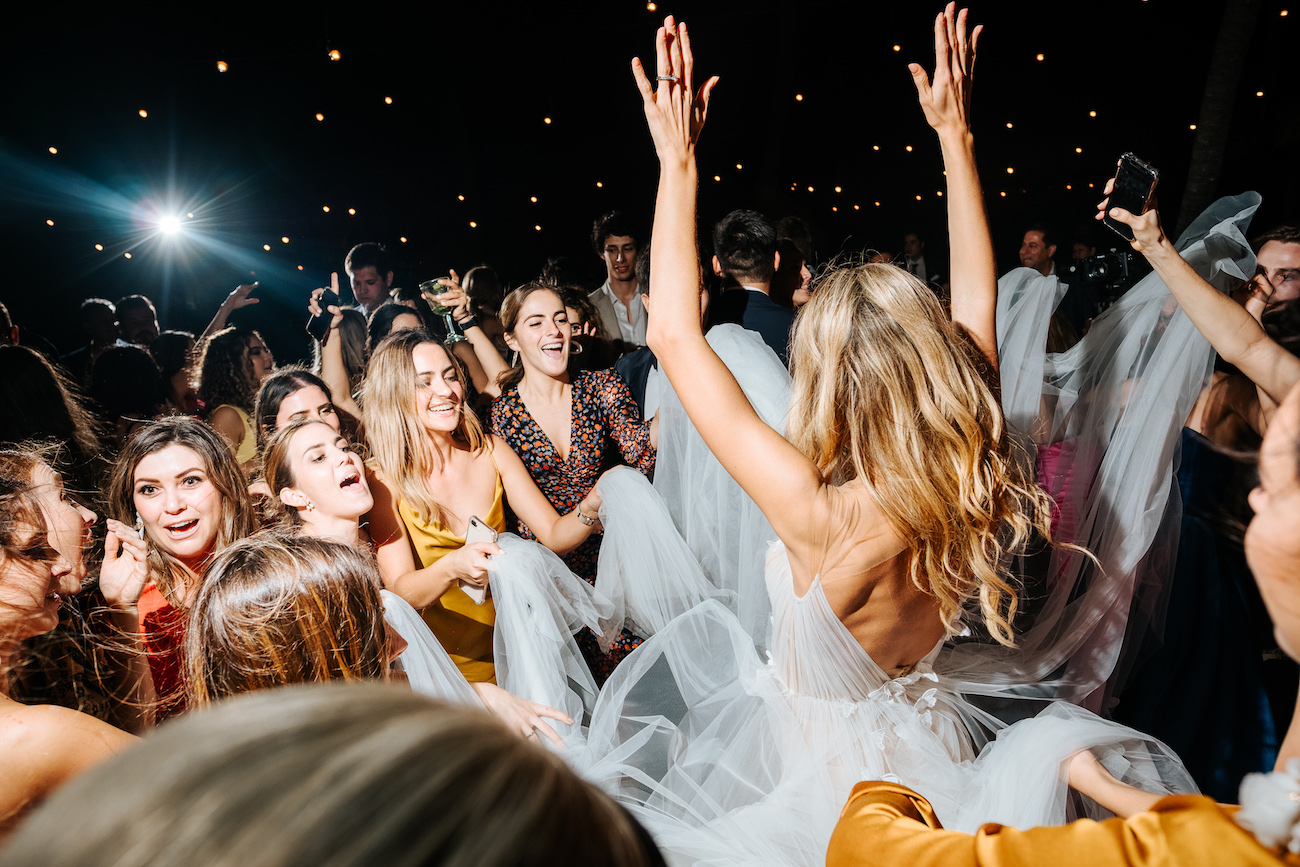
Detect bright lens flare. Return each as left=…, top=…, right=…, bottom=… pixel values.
left=158, top=215, right=183, bottom=235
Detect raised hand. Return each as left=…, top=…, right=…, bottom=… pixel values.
left=910, top=3, right=981, bottom=137
left=222, top=282, right=260, bottom=313
left=632, top=16, right=719, bottom=165
left=1096, top=176, right=1166, bottom=254
left=99, top=518, right=150, bottom=611
left=308, top=272, right=345, bottom=331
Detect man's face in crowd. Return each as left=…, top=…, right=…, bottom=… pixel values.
left=602, top=235, right=638, bottom=284
left=903, top=234, right=923, bottom=259
left=1019, top=231, right=1055, bottom=274
left=1072, top=243, right=1096, bottom=261
left=118, top=306, right=159, bottom=345
left=1258, top=241, right=1300, bottom=306
left=349, top=266, right=392, bottom=310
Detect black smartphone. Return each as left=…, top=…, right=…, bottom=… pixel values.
left=1102, top=153, right=1159, bottom=242
left=306, top=289, right=341, bottom=342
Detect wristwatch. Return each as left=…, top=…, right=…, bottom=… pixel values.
left=457, top=316, right=479, bottom=330
left=576, top=508, right=597, bottom=526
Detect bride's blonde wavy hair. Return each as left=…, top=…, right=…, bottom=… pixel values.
left=786, top=263, right=1055, bottom=647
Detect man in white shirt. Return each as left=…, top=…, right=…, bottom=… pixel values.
left=588, top=211, right=646, bottom=347
left=344, top=242, right=394, bottom=318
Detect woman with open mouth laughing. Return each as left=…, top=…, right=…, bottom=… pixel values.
left=488, top=284, right=658, bottom=684
left=104, top=417, right=255, bottom=721
left=362, top=328, right=609, bottom=688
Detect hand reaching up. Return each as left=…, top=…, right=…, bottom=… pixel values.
left=632, top=16, right=719, bottom=166
left=1096, top=176, right=1167, bottom=255
left=99, top=518, right=150, bottom=612
left=910, top=3, right=981, bottom=138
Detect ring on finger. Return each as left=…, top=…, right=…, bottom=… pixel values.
left=657, top=74, right=680, bottom=82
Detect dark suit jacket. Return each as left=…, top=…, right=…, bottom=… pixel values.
left=712, top=288, right=796, bottom=367
left=613, top=346, right=658, bottom=418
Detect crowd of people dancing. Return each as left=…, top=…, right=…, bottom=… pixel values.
left=4, top=7, right=1300, bottom=865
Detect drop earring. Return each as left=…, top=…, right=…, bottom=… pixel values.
left=134, top=513, right=144, bottom=540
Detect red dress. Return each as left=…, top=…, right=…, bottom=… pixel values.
left=490, top=368, right=655, bottom=684
left=137, top=584, right=187, bottom=719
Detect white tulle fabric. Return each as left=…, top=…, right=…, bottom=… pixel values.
left=651, top=324, right=792, bottom=648
left=579, top=542, right=1195, bottom=865
left=380, top=590, right=479, bottom=707
left=946, top=193, right=1262, bottom=704
left=595, top=466, right=735, bottom=644
left=484, top=534, right=611, bottom=742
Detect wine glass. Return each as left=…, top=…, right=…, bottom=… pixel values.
left=418, top=278, right=466, bottom=344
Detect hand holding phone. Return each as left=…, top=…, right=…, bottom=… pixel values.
left=460, top=515, right=499, bottom=605
left=306, top=272, right=343, bottom=342
left=1102, top=153, right=1159, bottom=242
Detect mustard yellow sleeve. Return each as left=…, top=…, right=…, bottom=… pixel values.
left=827, top=781, right=1297, bottom=867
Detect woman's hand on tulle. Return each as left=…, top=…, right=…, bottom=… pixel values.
left=632, top=16, right=719, bottom=166
left=910, top=3, right=981, bottom=137
left=1066, top=749, right=1114, bottom=795
left=448, top=541, right=502, bottom=587
left=99, top=518, right=150, bottom=611
left=1096, top=176, right=1167, bottom=255
left=470, top=682, right=573, bottom=747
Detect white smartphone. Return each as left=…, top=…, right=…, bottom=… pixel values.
left=459, top=515, right=498, bottom=605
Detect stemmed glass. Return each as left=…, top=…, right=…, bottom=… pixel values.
left=418, top=278, right=466, bottom=344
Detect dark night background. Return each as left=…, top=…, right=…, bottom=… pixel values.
left=3, top=1, right=1296, bottom=364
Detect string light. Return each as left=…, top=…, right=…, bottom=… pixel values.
left=736, top=163, right=743, bottom=170
left=323, top=205, right=330, bottom=212
left=596, top=181, right=603, bottom=188
left=915, top=195, right=922, bottom=201
left=1257, top=90, right=1265, bottom=97
left=1089, top=110, right=1097, bottom=117
left=45, top=219, right=54, bottom=226
left=1190, top=123, right=1197, bottom=130
left=315, top=113, right=325, bottom=121
left=905, top=145, right=913, bottom=152
left=1006, top=167, right=1014, bottom=174
left=281, top=236, right=290, bottom=243
left=872, top=145, right=880, bottom=151
left=95, top=243, right=103, bottom=251
left=329, top=49, right=342, bottom=61
left=400, top=236, right=408, bottom=243
left=534, top=224, right=542, bottom=231
left=138, top=109, right=148, bottom=118
left=936, top=191, right=943, bottom=197
left=124, top=252, right=132, bottom=258
left=263, top=244, right=271, bottom=251
left=1088, top=183, right=1095, bottom=188
left=834, top=186, right=842, bottom=193
left=1075, top=147, right=1083, bottom=153
left=216, top=60, right=228, bottom=72
left=1006, top=122, right=1013, bottom=128
left=298, top=265, right=304, bottom=270
left=999, top=191, right=1007, bottom=197
left=1282, top=9, right=1289, bottom=15
left=186, top=212, right=194, bottom=218
left=854, top=204, right=860, bottom=210
left=874, top=202, right=881, bottom=207
left=832, top=206, right=838, bottom=212
left=457, top=195, right=465, bottom=201
left=1035, top=53, right=1044, bottom=61
left=530, top=196, right=538, bottom=202
left=795, top=94, right=803, bottom=101
left=714, top=175, right=721, bottom=181
left=893, top=44, right=901, bottom=51
left=543, top=117, right=552, bottom=124
left=469, top=221, right=477, bottom=228
left=384, top=96, right=393, bottom=104
left=807, top=186, right=814, bottom=192
left=347, top=208, right=356, bottom=215
left=1066, top=184, right=1073, bottom=190
left=48, top=146, right=57, bottom=154
left=647, top=1, right=656, bottom=9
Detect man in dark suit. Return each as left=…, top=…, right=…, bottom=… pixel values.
left=709, top=210, right=795, bottom=366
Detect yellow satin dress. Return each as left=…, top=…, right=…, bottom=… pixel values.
left=397, top=467, right=506, bottom=684
left=828, top=781, right=1299, bottom=867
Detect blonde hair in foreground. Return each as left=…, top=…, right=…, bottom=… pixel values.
left=786, top=263, right=1055, bottom=646
left=4, top=683, right=662, bottom=867
left=361, top=329, right=486, bottom=526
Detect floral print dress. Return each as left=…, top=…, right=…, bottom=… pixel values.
left=490, top=368, right=655, bottom=685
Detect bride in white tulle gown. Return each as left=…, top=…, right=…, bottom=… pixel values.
left=573, top=9, right=1198, bottom=865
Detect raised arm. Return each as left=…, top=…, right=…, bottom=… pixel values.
left=490, top=436, right=602, bottom=555
left=1104, top=198, right=1300, bottom=404
left=199, top=283, right=259, bottom=342
left=910, top=5, right=995, bottom=369
left=638, top=19, right=827, bottom=555
left=432, top=274, right=508, bottom=398
left=307, top=273, right=363, bottom=421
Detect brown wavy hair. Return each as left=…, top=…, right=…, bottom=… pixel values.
left=496, top=283, right=564, bottom=391
left=106, top=417, right=255, bottom=606
left=185, top=532, right=387, bottom=706
left=786, top=263, right=1055, bottom=646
